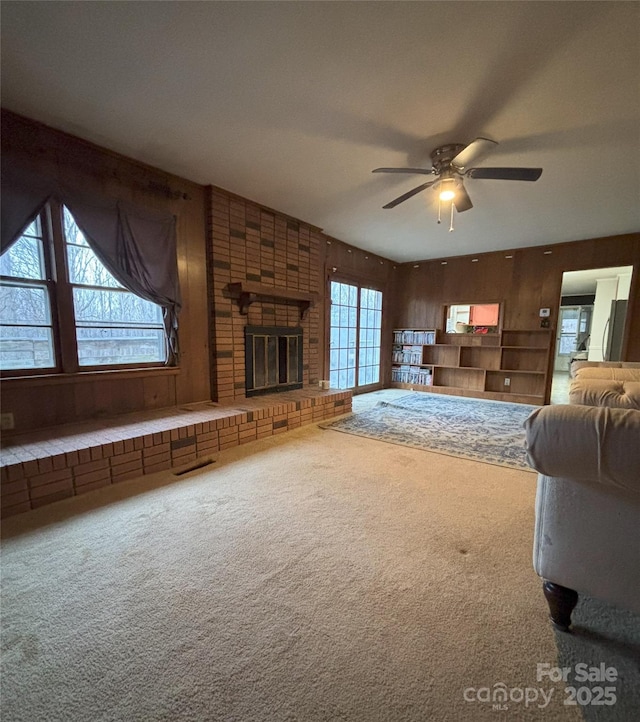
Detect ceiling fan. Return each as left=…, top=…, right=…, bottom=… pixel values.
left=372, top=138, right=542, bottom=222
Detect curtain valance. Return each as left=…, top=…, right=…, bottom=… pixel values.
left=1, top=160, right=181, bottom=364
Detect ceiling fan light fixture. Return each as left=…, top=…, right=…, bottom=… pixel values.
left=373, top=137, right=541, bottom=230
left=438, top=178, right=456, bottom=202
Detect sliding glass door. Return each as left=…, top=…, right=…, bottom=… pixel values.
left=329, top=280, right=382, bottom=390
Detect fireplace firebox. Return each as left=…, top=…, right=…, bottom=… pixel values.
left=245, top=326, right=303, bottom=396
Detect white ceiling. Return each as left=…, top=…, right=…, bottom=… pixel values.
left=1, top=1, right=639, bottom=262
left=561, top=266, right=633, bottom=296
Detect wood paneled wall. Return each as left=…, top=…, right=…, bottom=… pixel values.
left=3, top=112, right=637, bottom=432
left=1, top=111, right=210, bottom=432
left=393, top=233, right=640, bottom=377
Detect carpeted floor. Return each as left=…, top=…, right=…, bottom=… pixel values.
left=322, top=392, right=538, bottom=470
left=2, top=407, right=639, bottom=721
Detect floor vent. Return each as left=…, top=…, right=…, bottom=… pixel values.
left=173, top=457, right=217, bottom=476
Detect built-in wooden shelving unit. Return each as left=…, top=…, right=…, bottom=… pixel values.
left=391, top=328, right=551, bottom=404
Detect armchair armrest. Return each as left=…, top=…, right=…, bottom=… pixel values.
left=524, top=405, right=640, bottom=493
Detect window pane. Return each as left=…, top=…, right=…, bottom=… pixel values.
left=67, top=244, right=121, bottom=288
left=22, top=217, right=42, bottom=238
left=72, top=287, right=166, bottom=365
left=73, top=288, right=163, bottom=326
left=63, top=206, right=90, bottom=246
left=0, top=325, right=55, bottom=369
left=0, top=217, right=54, bottom=369
left=76, top=328, right=166, bottom=366
left=0, top=235, right=45, bottom=280
left=64, top=205, right=166, bottom=367
left=1, top=283, right=51, bottom=325
left=366, top=309, right=374, bottom=328
left=328, top=280, right=360, bottom=389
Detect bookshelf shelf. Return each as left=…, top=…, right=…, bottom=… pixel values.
left=391, top=327, right=552, bottom=404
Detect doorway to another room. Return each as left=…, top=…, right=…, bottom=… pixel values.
left=551, top=265, right=633, bottom=404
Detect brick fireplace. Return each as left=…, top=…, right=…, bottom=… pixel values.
left=208, top=186, right=322, bottom=401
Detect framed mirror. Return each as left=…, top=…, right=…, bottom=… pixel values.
left=445, top=303, right=501, bottom=334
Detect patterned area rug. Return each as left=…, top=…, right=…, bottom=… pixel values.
left=322, top=393, right=539, bottom=471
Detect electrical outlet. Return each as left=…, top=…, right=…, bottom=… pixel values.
left=504, top=378, right=511, bottom=387
left=1, top=412, right=15, bottom=430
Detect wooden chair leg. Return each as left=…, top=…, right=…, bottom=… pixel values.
left=543, top=581, right=579, bottom=632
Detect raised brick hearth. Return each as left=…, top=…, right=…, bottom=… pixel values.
left=0, top=388, right=351, bottom=519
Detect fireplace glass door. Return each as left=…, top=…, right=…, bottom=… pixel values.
left=329, top=281, right=382, bottom=390
left=245, top=326, right=303, bottom=396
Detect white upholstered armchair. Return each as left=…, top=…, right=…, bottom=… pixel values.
left=524, top=404, right=640, bottom=631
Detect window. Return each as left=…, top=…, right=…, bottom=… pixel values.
left=329, top=281, right=382, bottom=390
left=0, top=217, right=55, bottom=370
left=0, top=202, right=166, bottom=373
left=358, top=288, right=382, bottom=386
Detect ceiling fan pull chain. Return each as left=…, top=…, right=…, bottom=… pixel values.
left=449, top=202, right=455, bottom=232
left=437, top=195, right=442, bottom=224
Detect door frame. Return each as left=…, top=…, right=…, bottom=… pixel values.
left=325, top=272, right=385, bottom=394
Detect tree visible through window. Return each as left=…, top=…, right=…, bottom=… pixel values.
left=63, top=208, right=165, bottom=367
left=0, top=203, right=167, bottom=372
left=0, top=217, right=55, bottom=370
left=329, top=281, right=382, bottom=390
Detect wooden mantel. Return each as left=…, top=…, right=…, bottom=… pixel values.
left=227, top=282, right=318, bottom=320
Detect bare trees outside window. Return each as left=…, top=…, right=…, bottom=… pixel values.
left=0, top=203, right=166, bottom=373
left=329, top=281, right=382, bottom=390
left=0, top=217, right=55, bottom=369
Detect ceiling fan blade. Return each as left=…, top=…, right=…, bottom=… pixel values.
left=454, top=183, right=473, bottom=213
left=382, top=180, right=437, bottom=209
left=451, top=137, right=498, bottom=170
left=372, top=167, right=433, bottom=175
left=466, top=167, right=543, bottom=181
